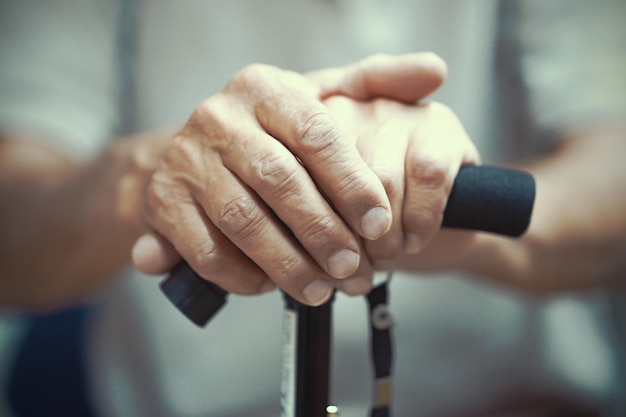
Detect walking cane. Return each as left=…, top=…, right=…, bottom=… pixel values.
left=160, top=165, right=535, bottom=417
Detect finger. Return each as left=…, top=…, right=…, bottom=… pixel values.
left=188, top=89, right=362, bottom=279
left=132, top=232, right=180, bottom=275
left=191, top=157, right=335, bottom=306
left=149, top=81, right=345, bottom=304
left=220, top=126, right=362, bottom=280
left=255, top=81, right=393, bottom=242
left=359, top=119, right=410, bottom=270
left=403, top=103, right=481, bottom=254
left=143, top=168, right=272, bottom=295
left=335, top=244, right=375, bottom=296
left=308, top=52, right=447, bottom=103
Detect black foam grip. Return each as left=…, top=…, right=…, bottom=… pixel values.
left=441, top=165, right=535, bottom=237
left=161, top=165, right=535, bottom=327
left=160, top=262, right=228, bottom=327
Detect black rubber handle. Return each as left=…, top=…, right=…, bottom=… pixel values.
left=160, top=165, right=535, bottom=327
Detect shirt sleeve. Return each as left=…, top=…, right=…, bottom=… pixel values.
left=517, top=0, right=626, bottom=133
left=0, top=0, right=122, bottom=160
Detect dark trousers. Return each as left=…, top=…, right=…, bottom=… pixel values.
left=7, top=306, right=97, bottom=417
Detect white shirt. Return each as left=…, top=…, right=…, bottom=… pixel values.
left=1, top=1, right=625, bottom=416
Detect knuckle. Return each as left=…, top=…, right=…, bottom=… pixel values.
left=254, top=151, right=300, bottom=197
left=143, top=174, right=184, bottom=217
left=299, top=214, right=338, bottom=247
left=143, top=180, right=165, bottom=213
left=188, top=96, right=229, bottom=136
left=217, top=196, right=268, bottom=241
left=230, top=63, right=275, bottom=90
left=164, top=134, right=202, bottom=168
left=295, top=111, right=342, bottom=157
left=189, top=241, right=223, bottom=276
left=274, top=254, right=311, bottom=287
left=407, top=154, right=449, bottom=191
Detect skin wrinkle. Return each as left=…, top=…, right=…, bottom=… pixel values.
left=1, top=53, right=454, bottom=307
left=241, top=134, right=358, bottom=273
left=293, top=113, right=334, bottom=154
left=217, top=195, right=271, bottom=243
left=188, top=234, right=222, bottom=276
left=144, top=171, right=191, bottom=221
left=335, top=163, right=379, bottom=206
left=364, top=126, right=406, bottom=260
left=20, top=51, right=621, bottom=311
left=298, top=212, right=338, bottom=247
left=254, top=150, right=302, bottom=197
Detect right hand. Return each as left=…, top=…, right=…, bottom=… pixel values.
left=132, top=53, right=448, bottom=306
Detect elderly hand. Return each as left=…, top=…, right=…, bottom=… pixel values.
left=132, top=53, right=449, bottom=306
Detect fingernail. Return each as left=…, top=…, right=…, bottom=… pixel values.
left=327, top=249, right=360, bottom=279
left=361, top=207, right=391, bottom=240
left=338, top=276, right=372, bottom=296
left=303, top=279, right=333, bottom=306
left=405, top=233, right=422, bottom=254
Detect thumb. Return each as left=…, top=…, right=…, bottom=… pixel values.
left=307, top=52, right=447, bottom=103
left=132, top=232, right=181, bottom=275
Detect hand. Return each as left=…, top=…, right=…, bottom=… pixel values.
left=322, top=96, right=480, bottom=294
left=132, top=53, right=448, bottom=305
